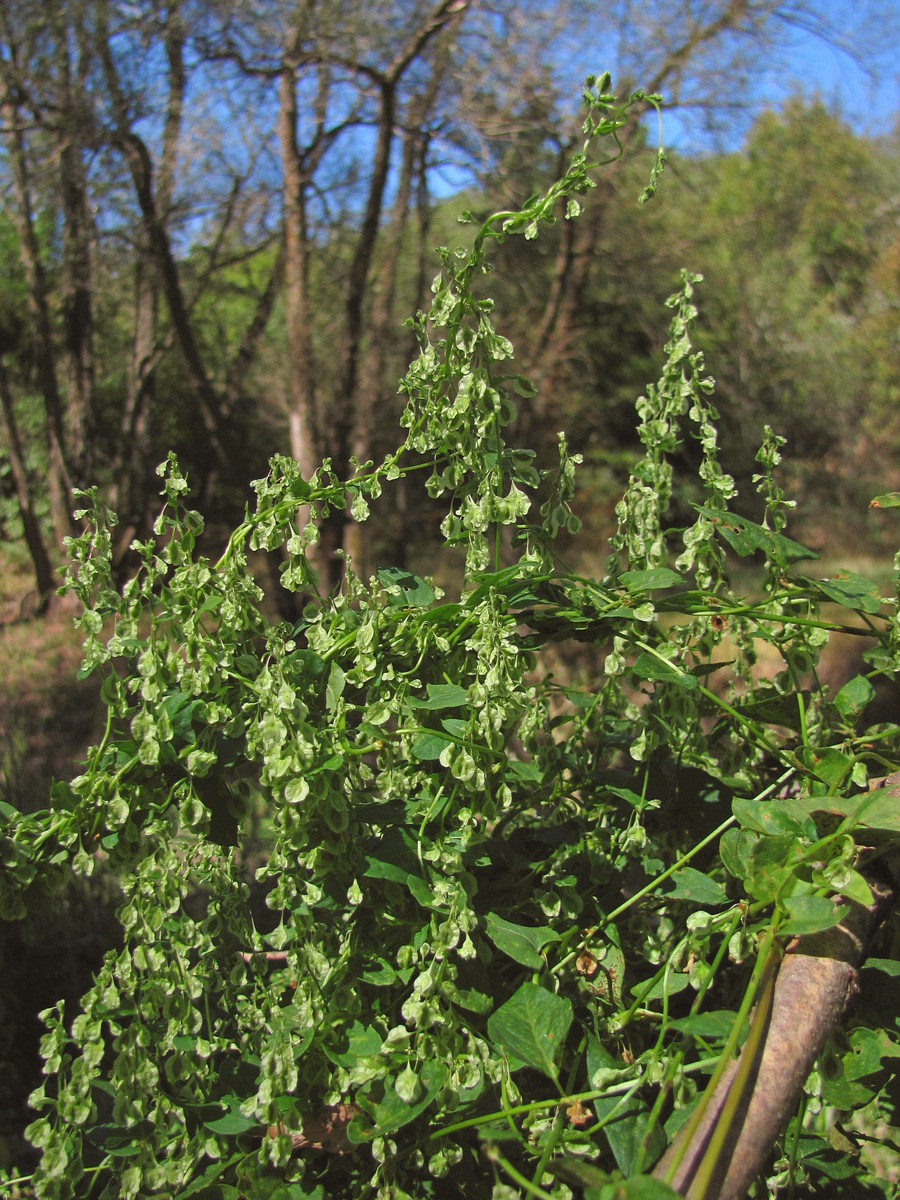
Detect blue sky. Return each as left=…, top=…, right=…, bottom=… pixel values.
left=643, top=2, right=900, bottom=155
left=771, top=29, right=900, bottom=135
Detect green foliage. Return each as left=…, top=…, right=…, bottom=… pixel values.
left=662, top=101, right=900, bottom=526
left=494, top=97, right=900, bottom=549
left=4, top=78, right=900, bottom=1199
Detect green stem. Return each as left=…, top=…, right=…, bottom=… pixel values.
left=663, top=924, right=782, bottom=1190
left=483, top=1144, right=555, bottom=1200
left=426, top=1087, right=623, bottom=1143
left=685, top=933, right=780, bottom=1199
left=552, top=798, right=752, bottom=975
left=634, top=908, right=744, bottom=1172
left=786, top=1092, right=807, bottom=1198
left=530, top=1096, right=567, bottom=1189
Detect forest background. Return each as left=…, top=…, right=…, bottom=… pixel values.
left=2, top=0, right=900, bottom=1186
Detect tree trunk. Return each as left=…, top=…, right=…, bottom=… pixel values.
left=278, top=44, right=329, bottom=589
left=97, top=1, right=230, bottom=503
left=119, top=132, right=231, bottom=491
left=113, top=244, right=159, bottom=560
left=0, top=91, right=76, bottom=550
left=345, top=36, right=451, bottom=575
left=323, top=0, right=469, bottom=588
left=113, top=1, right=183, bottom=550
left=56, top=14, right=97, bottom=481
left=0, top=361, right=57, bottom=604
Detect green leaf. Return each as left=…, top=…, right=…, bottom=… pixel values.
left=409, top=683, right=469, bottom=710
left=742, top=834, right=808, bottom=902
left=272, top=1184, right=325, bottom=1200
left=780, top=893, right=849, bottom=937
left=834, top=675, right=876, bottom=719
left=663, top=867, right=727, bottom=906
left=820, top=1027, right=900, bottom=1109
left=785, top=787, right=900, bottom=841
left=632, top=971, right=692, bottom=1003
left=668, top=1010, right=743, bottom=1039
left=325, top=1022, right=383, bottom=1068
left=361, top=828, right=420, bottom=885
left=584, top=941, right=626, bottom=1005
left=732, top=797, right=817, bottom=838
left=361, top=958, right=397, bottom=986
left=807, top=571, right=883, bottom=615
left=487, top=983, right=573, bottom=1080
left=798, top=747, right=854, bottom=789
left=731, top=688, right=809, bottom=731
left=410, top=730, right=453, bottom=760
left=632, top=653, right=697, bottom=690
left=377, top=566, right=435, bottom=607
left=507, top=758, right=545, bottom=781
left=445, top=984, right=493, bottom=1013
left=100, top=672, right=123, bottom=707
left=484, top=912, right=561, bottom=968
left=161, top=689, right=204, bottom=744
left=697, top=506, right=817, bottom=564
left=849, top=787, right=900, bottom=837
left=592, top=1093, right=668, bottom=1178
left=86, top=1119, right=154, bottom=1151
left=349, top=1060, right=446, bottom=1140
left=284, top=648, right=327, bottom=679
left=284, top=777, right=309, bottom=805
left=861, top=958, right=900, bottom=977
left=620, top=568, right=684, bottom=591
left=837, top=870, right=874, bottom=907
left=325, top=662, right=345, bottom=713
left=592, top=1179, right=680, bottom=1200
left=174, top=1154, right=246, bottom=1198
left=203, top=1095, right=257, bottom=1136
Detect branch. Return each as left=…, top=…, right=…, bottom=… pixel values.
left=643, top=0, right=753, bottom=99
left=386, top=0, right=470, bottom=84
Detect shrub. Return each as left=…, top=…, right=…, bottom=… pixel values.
left=5, top=76, right=900, bottom=1200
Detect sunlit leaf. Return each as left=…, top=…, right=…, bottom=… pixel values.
left=834, top=675, right=876, bottom=719
left=664, top=867, right=727, bottom=906
left=780, top=893, right=849, bottom=936
left=410, top=683, right=469, bottom=709
left=487, top=983, right=572, bottom=1079
left=632, top=653, right=697, bottom=689
left=620, top=568, right=684, bottom=591
left=484, top=912, right=561, bottom=968
left=697, top=505, right=817, bottom=564
left=377, top=566, right=435, bottom=607
left=805, top=571, right=883, bottom=615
